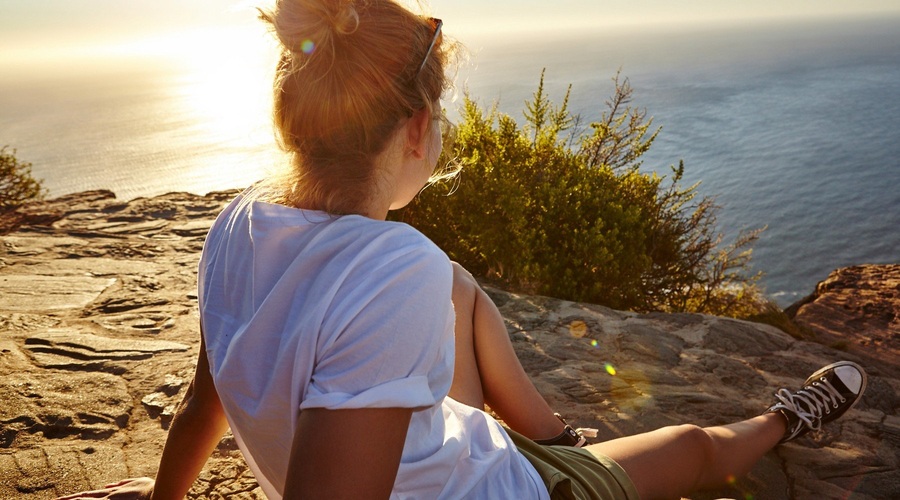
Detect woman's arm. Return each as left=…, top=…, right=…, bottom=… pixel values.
left=449, top=263, right=567, bottom=440
left=150, top=335, right=229, bottom=499
left=283, top=407, right=413, bottom=499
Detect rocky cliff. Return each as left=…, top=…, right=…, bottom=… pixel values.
left=788, top=264, right=900, bottom=380
left=1, top=191, right=897, bottom=499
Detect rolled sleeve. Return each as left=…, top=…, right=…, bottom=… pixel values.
left=301, top=375, right=435, bottom=410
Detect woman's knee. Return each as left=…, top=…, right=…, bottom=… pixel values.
left=590, top=424, right=719, bottom=499
left=671, top=424, right=718, bottom=473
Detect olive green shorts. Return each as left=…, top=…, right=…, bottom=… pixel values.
left=507, top=428, right=640, bottom=500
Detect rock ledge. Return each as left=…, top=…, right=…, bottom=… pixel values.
left=1, top=191, right=897, bottom=499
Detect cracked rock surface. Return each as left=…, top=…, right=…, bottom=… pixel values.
left=1, top=190, right=897, bottom=499
left=1, top=190, right=262, bottom=499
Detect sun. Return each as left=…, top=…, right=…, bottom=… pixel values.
left=166, top=27, right=277, bottom=143
left=108, top=25, right=283, bottom=191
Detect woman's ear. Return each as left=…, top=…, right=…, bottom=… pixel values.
left=405, top=107, right=431, bottom=160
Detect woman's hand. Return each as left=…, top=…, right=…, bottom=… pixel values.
left=57, top=477, right=154, bottom=500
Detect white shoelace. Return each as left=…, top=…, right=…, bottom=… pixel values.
left=773, top=377, right=846, bottom=431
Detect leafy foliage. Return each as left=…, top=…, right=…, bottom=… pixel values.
left=1, top=146, right=46, bottom=211
left=393, top=71, right=764, bottom=315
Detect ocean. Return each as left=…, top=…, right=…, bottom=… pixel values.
left=2, top=15, right=898, bottom=306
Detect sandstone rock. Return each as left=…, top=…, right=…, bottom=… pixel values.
left=22, top=331, right=189, bottom=375
left=789, top=264, right=900, bottom=379
left=1, top=191, right=896, bottom=499
left=141, top=392, right=178, bottom=427
left=94, top=312, right=177, bottom=334
left=30, top=330, right=185, bottom=353
left=0, top=367, right=132, bottom=449
left=0, top=275, right=116, bottom=312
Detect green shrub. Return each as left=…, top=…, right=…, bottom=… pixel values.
left=1, top=146, right=46, bottom=211
left=392, top=71, right=763, bottom=316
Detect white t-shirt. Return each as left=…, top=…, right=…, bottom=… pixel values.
left=198, top=194, right=549, bottom=499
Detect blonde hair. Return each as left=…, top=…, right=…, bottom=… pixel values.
left=258, top=0, right=452, bottom=214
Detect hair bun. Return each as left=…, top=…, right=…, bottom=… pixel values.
left=331, top=3, right=360, bottom=35
left=262, top=1, right=361, bottom=55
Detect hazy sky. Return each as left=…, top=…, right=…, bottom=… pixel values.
left=3, top=0, right=900, bottom=65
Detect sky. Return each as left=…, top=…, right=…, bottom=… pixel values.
left=3, top=0, right=900, bottom=68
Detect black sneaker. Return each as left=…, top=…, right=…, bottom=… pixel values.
left=765, top=361, right=867, bottom=443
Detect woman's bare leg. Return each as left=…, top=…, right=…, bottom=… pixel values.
left=449, top=271, right=785, bottom=498
left=586, top=413, right=785, bottom=499
left=448, top=261, right=784, bottom=496
left=448, top=267, right=865, bottom=498
left=448, top=263, right=565, bottom=440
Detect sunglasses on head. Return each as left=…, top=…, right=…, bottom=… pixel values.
left=414, top=17, right=443, bottom=78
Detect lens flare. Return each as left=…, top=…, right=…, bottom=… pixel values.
left=724, top=473, right=755, bottom=499
left=569, top=320, right=587, bottom=338
left=590, top=339, right=599, bottom=347
left=301, top=39, right=315, bottom=54
left=604, top=363, right=616, bottom=376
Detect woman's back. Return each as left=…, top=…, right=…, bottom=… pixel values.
left=199, top=194, right=547, bottom=498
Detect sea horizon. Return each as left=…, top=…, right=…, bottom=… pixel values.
left=2, top=14, right=898, bottom=306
